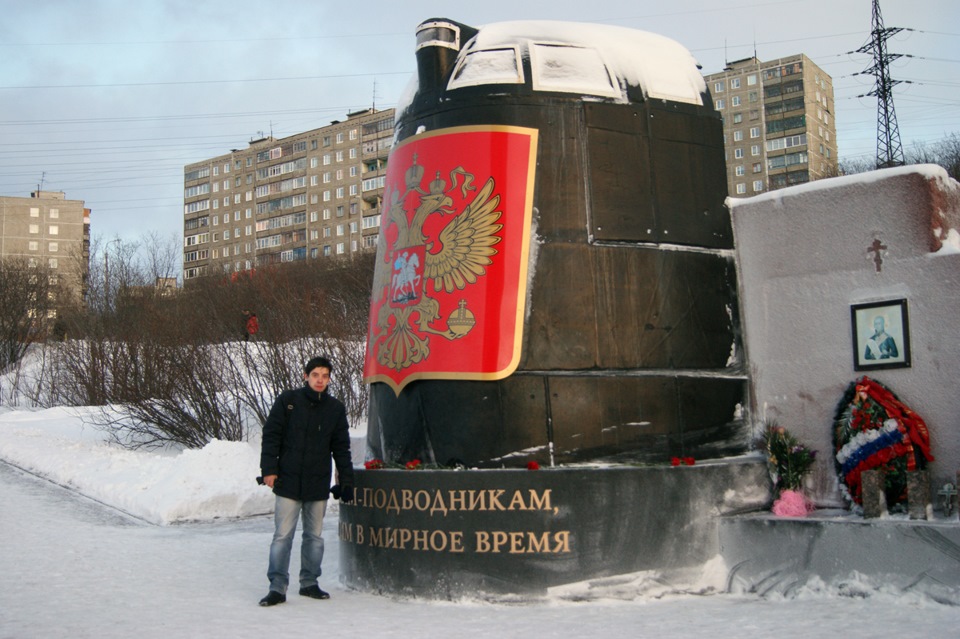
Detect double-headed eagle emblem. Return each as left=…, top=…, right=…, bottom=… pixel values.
left=371, top=154, right=504, bottom=372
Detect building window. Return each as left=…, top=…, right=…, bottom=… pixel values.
left=733, top=130, right=743, bottom=141
left=28, top=241, right=38, bottom=251
left=29, top=224, right=39, bottom=234
left=734, top=148, right=744, bottom=159
left=715, top=99, right=725, bottom=110
left=30, top=207, right=40, bottom=217
left=731, top=96, right=741, bottom=106
left=751, top=145, right=760, bottom=156
left=747, top=74, right=757, bottom=85
left=750, top=127, right=760, bottom=138
left=753, top=163, right=762, bottom=173
left=736, top=184, right=746, bottom=194
left=48, top=225, right=59, bottom=235
left=49, top=209, right=59, bottom=218
left=48, top=242, right=58, bottom=252
left=48, top=258, right=58, bottom=269
left=714, top=81, right=725, bottom=92
left=731, top=78, right=740, bottom=88
left=753, top=181, right=764, bottom=192
left=735, top=166, right=745, bottom=176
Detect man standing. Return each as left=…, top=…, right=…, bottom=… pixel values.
left=258, top=356, right=354, bottom=606
left=242, top=309, right=259, bottom=341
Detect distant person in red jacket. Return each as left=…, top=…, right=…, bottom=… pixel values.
left=243, top=310, right=259, bottom=342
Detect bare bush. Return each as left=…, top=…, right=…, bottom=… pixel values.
left=48, top=247, right=374, bottom=449
left=95, top=343, right=245, bottom=450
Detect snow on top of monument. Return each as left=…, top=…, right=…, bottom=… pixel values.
left=728, top=164, right=953, bottom=209
left=468, top=20, right=706, bottom=105
left=728, top=164, right=960, bottom=257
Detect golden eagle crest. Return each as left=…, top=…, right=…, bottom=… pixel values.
left=370, top=154, right=504, bottom=372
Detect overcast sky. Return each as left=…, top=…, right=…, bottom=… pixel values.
left=1, top=0, right=957, bottom=245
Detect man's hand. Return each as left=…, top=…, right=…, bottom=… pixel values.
left=263, top=474, right=278, bottom=488
left=330, top=485, right=354, bottom=503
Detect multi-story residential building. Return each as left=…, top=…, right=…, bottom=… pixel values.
left=182, top=108, right=393, bottom=282
left=704, top=54, right=838, bottom=197
left=0, top=190, right=91, bottom=311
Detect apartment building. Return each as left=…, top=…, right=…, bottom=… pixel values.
left=704, top=54, right=838, bottom=197
left=182, top=108, right=393, bottom=281
left=0, top=190, right=91, bottom=310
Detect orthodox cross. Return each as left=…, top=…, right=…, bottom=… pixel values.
left=939, top=483, right=957, bottom=517
left=867, top=238, right=887, bottom=272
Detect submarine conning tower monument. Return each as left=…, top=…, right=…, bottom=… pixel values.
left=362, top=18, right=749, bottom=468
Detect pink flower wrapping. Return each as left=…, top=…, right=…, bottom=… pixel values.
left=771, top=489, right=813, bottom=517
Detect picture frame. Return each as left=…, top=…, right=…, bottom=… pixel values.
left=851, top=299, right=911, bottom=371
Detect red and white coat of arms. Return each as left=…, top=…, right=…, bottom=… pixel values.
left=363, top=125, right=538, bottom=394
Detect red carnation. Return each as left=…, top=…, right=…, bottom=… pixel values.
left=526, top=461, right=540, bottom=470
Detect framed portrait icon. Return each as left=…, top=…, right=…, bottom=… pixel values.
left=851, top=299, right=911, bottom=371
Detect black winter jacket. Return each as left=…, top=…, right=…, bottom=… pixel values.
left=259, top=384, right=354, bottom=501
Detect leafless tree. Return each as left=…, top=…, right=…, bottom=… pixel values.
left=839, top=133, right=960, bottom=180
left=0, top=258, right=59, bottom=370
left=908, top=133, right=960, bottom=181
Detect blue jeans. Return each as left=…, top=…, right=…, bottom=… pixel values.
left=267, top=496, right=327, bottom=594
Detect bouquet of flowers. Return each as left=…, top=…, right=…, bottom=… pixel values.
left=764, top=422, right=817, bottom=493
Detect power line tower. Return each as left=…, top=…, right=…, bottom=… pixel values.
left=857, top=0, right=905, bottom=168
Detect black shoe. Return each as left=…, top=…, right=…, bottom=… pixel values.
left=299, top=585, right=330, bottom=600
left=259, top=590, right=286, bottom=606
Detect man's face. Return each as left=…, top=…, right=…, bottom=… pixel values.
left=874, top=316, right=885, bottom=333
left=304, top=367, right=331, bottom=393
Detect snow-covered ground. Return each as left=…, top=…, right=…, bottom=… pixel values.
left=2, top=403, right=959, bottom=637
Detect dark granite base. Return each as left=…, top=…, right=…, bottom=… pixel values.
left=338, top=459, right=770, bottom=598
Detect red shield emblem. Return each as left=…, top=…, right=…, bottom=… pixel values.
left=363, top=125, right=538, bottom=394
